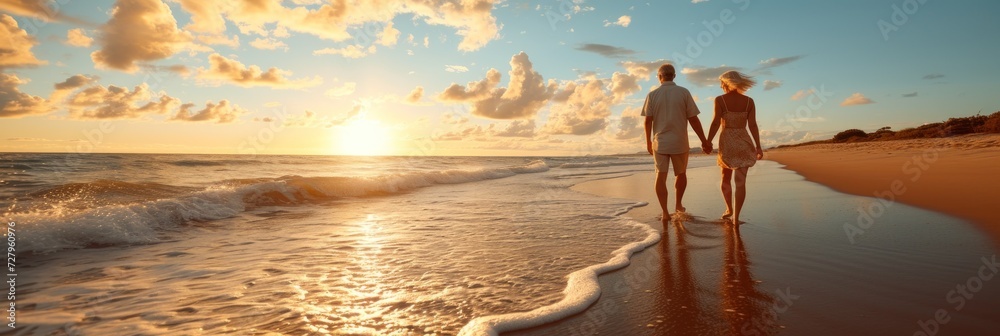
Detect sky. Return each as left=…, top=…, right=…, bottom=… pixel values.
left=1, top=0, right=998, bottom=156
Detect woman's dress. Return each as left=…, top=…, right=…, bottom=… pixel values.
left=717, top=97, right=757, bottom=169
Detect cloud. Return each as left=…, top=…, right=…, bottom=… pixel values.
left=197, top=53, right=322, bottom=89
left=432, top=119, right=537, bottom=141
left=65, top=28, right=93, bottom=47
left=90, top=0, right=194, bottom=72
left=620, top=59, right=670, bottom=79
left=790, top=89, right=814, bottom=101
left=195, top=33, right=239, bottom=47
left=313, top=45, right=377, bottom=58
left=757, top=55, right=804, bottom=70
left=0, top=73, right=48, bottom=117
left=840, top=93, right=875, bottom=106
left=445, top=65, right=469, bottom=73
left=902, top=92, right=918, bottom=98
left=0, top=0, right=85, bottom=23
left=432, top=125, right=488, bottom=141
left=404, top=86, right=424, bottom=104
left=171, top=100, right=245, bottom=123
left=437, top=52, right=557, bottom=120
left=763, top=80, right=782, bottom=91
left=615, top=106, right=644, bottom=139
left=543, top=79, right=614, bottom=135
left=758, top=129, right=833, bottom=148
left=250, top=37, right=288, bottom=51
left=609, top=72, right=640, bottom=102
left=604, top=15, right=631, bottom=27
left=174, top=0, right=500, bottom=52
left=377, top=21, right=400, bottom=46
left=439, top=68, right=501, bottom=101
left=54, top=76, right=243, bottom=123
left=53, top=74, right=96, bottom=91
left=441, top=112, right=468, bottom=124
left=574, top=43, right=637, bottom=58
left=0, top=14, right=46, bottom=68
left=681, top=65, right=741, bottom=87
left=493, top=119, right=535, bottom=137
left=790, top=116, right=826, bottom=123
left=267, top=107, right=361, bottom=128
left=66, top=83, right=181, bottom=120
left=922, top=73, right=945, bottom=80
left=325, top=82, right=357, bottom=98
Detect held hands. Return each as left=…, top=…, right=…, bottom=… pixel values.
left=756, top=147, right=764, bottom=160
left=701, top=140, right=713, bottom=154
left=647, top=142, right=654, bottom=156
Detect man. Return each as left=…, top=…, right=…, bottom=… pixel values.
left=642, top=63, right=711, bottom=223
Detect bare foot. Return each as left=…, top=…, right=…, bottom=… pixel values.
left=722, top=211, right=733, bottom=220
left=675, top=205, right=686, bottom=214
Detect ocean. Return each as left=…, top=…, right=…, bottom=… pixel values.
left=1, top=153, right=711, bottom=335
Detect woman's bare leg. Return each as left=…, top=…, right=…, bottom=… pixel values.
left=733, top=167, right=749, bottom=224
left=721, top=167, right=733, bottom=220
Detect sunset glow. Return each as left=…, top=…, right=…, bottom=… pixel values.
left=336, top=118, right=392, bottom=156
left=0, top=1, right=997, bottom=155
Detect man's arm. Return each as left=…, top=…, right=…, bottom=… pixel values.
left=644, top=116, right=654, bottom=155
left=688, top=116, right=709, bottom=153
left=685, top=91, right=710, bottom=153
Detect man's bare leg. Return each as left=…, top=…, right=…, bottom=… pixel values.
left=655, top=172, right=670, bottom=223
left=674, top=173, right=687, bottom=213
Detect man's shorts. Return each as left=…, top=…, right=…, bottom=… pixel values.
left=654, top=152, right=689, bottom=176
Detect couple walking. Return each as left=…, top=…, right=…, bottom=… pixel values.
left=642, top=64, right=764, bottom=225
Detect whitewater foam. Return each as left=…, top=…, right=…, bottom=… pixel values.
left=458, top=202, right=659, bottom=336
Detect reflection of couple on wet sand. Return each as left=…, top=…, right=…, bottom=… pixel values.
left=657, top=219, right=781, bottom=335
left=642, top=64, right=764, bottom=225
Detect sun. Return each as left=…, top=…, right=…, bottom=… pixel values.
left=336, top=118, right=392, bottom=156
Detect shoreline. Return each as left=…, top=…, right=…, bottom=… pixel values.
left=504, top=159, right=1000, bottom=335
left=766, top=133, right=1000, bottom=245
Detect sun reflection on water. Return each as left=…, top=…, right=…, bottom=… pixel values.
left=336, top=213, right=390, bottom=334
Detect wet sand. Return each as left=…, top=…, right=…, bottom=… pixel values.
left=766, top=133, right=1000, bottom=245
left=504, top=159, right=1000, bottom=335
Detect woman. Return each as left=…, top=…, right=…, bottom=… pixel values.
left=706, top=71, right=764, bottom=225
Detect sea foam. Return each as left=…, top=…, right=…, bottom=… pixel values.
left=458, top=202, right=659, bottom=336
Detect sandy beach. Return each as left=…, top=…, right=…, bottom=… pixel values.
left=767, top=133, right=1000, bottom=244
left=506, top=157, right=1000, bottom=335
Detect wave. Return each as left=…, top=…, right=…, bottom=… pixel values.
left=557, top=160, right=651, bottom=169
left=11, top=160, right=550, bottom=254
left=458, top=202, right=659, bottom=336
left=169, top=160, right=227, bottom=167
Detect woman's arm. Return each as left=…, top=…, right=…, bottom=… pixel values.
left=747, top=98, right=764, bottom=159
left=707, top=96, right=723, bottom=144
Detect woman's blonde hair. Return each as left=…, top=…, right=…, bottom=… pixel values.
left=719, top=71, right=756, bottom=93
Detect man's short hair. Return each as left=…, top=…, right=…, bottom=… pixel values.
left=658, top=64, right=676, bottom=80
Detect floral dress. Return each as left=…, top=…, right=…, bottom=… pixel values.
left=717, top=97, right=757, bottom=169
